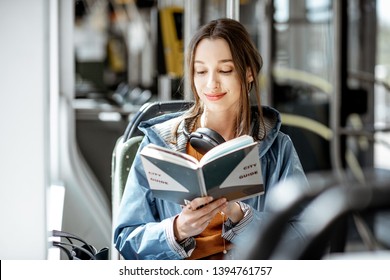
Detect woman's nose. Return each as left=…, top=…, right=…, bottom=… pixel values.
left=206, top=73, right=220, bottom=89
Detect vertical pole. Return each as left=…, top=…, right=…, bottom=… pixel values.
left=331, top=0, right=344, bottom=180
left=183, top=0, right=200, bottom=100
left=226, top=0, right=240, bottom=20
left=263, top=0, right=274, bottom=106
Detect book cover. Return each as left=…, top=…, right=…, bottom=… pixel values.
left=140, top=135, right=264, bottom=205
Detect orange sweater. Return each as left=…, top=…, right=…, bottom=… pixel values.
left=186, top=143, right=233, bottom=259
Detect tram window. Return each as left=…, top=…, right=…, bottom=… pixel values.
left=374, top=0, right=390, bottom=170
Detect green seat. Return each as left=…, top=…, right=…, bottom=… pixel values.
left=111, top=135, right=143, bottom=259
left=111, top=135, right=143, bottom=205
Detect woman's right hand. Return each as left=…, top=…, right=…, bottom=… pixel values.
left=173, top=196, right=228, bottom=242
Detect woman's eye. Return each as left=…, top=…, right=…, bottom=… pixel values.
left=220, top=70, right=233, bottom=74
left=195, top=70, right=206, bottom=75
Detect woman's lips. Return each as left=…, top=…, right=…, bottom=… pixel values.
left=204, top=92, right=226, bottom=101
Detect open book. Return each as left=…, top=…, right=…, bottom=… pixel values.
left=140, top=135, right=264, bottom=205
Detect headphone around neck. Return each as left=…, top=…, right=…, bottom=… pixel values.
left=183, top=126, right=226, bottom=155
left=183, top=110, right=259, bottom=155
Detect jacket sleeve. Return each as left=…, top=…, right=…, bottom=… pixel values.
left=113, top=137, right=184, bottom=260
left=265, top=133, right=309, bottom=237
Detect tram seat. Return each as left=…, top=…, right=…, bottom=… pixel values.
left=289, top=168, right=390, bottom=259
left=239, top=168, right=390, bottom=260
left=236, top=172, right=339, bottom=260
left=111, top=135, right=143, bottom=213
left=110, top=100, right=192, bottom=259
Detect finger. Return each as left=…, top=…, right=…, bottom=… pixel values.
left=196, top=199, right=228, bottom=225
left=184, top=201, right=193, bottom=211
left=188, top=196, right=214, bottom=210
left=209, top=201, right=228, bottom=218
left=198, top=197, right=227, bottom=215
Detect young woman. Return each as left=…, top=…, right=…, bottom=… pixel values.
left=113, top=18, right=308, bottom=260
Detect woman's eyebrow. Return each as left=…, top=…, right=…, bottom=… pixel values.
left=219, top=59, right=233, bottom=63
left=194, top=59, right=233, bottom=64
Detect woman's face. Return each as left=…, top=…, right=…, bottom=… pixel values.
left=193, top=38, right=242, bottom=114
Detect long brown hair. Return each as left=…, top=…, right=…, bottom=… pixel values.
left=175, top=18, right=265, bottom=141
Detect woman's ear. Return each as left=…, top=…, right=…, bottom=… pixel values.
left=246, top=68, right=254, bottom=83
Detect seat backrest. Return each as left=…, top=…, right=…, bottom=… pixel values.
left=111, top=135, right=143, bottom=260
left=236, top=172, right=338, bottom=260
left=272, top=168, right=390, bottom=260
left=294, top=170, right=390, bottom=260
left=123, top=100, right=194, bottom=141
left=111, top=135, right=144, bottom=211
left=110, top=100, right=192, bottom=259
left=236, top=169, right=390, bottom=260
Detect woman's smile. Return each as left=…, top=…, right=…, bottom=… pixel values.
left=204, top=92, right=226, bottom=101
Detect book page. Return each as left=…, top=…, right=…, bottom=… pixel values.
left=200, top=135, right=255, bottom=164
left=141, top=144, right=200, bottom=168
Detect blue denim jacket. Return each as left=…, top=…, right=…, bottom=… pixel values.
left=113, top=106, right=308, bottom=259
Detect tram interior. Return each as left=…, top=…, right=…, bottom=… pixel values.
left=1, top=0, right=390, bottom=260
